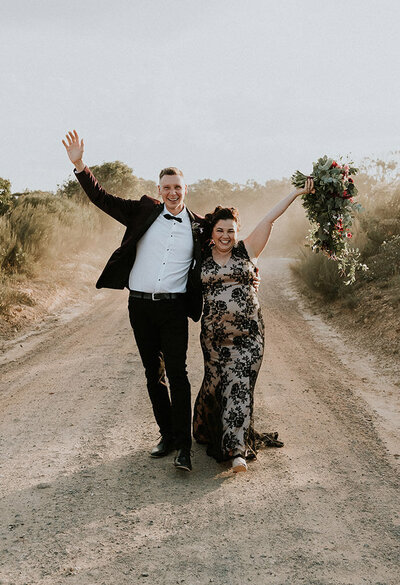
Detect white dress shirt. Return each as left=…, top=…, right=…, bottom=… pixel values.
left=128, top=206, right=194, bottom=293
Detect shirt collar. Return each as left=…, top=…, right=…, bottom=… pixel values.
left=162, top=204, right=188, bottom=221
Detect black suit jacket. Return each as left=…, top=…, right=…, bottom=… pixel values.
left=74, top=167, right=206, bottom=322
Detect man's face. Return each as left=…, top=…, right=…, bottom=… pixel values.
left=158, top=174, right=187, bottom=215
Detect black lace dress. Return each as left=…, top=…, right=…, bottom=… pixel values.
left=193, top=240, right=282, bottom=461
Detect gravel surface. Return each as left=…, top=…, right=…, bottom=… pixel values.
left=1, top=257, right=399, bottom=585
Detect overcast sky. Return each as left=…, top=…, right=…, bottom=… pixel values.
left=1, top=0, right=399, bottom=192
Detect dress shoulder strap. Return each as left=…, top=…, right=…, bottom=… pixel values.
left=233, top=239, right=250, bottom=261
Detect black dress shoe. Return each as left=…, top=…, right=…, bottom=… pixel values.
left=150, top=437, right=173, bottom=458
left=174, top=448, right=192, bottom=471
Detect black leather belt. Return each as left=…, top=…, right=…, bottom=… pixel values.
left=129, top=290, right=184, bottom=301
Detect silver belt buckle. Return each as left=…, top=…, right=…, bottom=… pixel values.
left=152, top=292, right=161, bottom=301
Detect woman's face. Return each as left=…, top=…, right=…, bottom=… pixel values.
left=212, top=219, right=238, bottom=253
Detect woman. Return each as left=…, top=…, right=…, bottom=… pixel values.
left=193, top=178, right=315, bottom=472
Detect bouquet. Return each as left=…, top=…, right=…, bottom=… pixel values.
left=291, top=156, right=368, bottom=284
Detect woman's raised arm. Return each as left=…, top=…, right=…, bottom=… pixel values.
left=244, top=178, right=314, bottom=259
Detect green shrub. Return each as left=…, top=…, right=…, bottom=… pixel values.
left=59, top=161, right=157, bottom=205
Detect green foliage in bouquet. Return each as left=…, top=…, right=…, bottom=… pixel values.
left=291, top=156, right=368, bottom=284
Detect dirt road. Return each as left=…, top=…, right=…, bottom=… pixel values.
left=1, top=258, right=399, bottom=585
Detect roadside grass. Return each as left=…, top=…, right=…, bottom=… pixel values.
left=0, top=190, right=104, bottom=320
left=0, top=276, right=35, bottom=316
left=1, top=189, right=104, bottom=266
left=291, top=248, right=350, bottom=300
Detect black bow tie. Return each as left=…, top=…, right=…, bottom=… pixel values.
left=164, top=213, right=182, bottom=223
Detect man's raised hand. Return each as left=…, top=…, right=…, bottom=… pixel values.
left=62, top=130, right=84, bottom=170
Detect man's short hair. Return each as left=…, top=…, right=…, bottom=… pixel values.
left=159, top=167, right=184, bottom=181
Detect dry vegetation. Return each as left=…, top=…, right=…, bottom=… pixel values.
left=1, top=159, right=399, bottom=361
left=0, top=163, right=306, bottom=336
left=291, top=159, right=400, bottom=363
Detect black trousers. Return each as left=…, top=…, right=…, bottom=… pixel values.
left=128, top=296, right=191, bottom=450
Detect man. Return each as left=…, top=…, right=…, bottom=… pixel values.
left=62, top=130, right=206, bottom=471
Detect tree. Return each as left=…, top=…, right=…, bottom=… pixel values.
left=59, top=161, right=156, bottom=204
left=0, top=177, right=12, bottom=215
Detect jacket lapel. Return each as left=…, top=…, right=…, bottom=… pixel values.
left=135, top=204, right=164, bottom=241
left=186, top=209, right=203, bottom=268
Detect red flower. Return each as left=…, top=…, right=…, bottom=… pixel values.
left=346, top=232, right=352, bottom=238
left=330, top=161, right=338, bottom=168
left=348, top=177, right=354, bottom=183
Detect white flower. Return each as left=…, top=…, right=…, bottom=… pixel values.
left=191, top=222, right=203, bottom=235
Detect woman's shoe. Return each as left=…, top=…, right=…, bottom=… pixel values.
left=232, top=456, right=247, bottom=473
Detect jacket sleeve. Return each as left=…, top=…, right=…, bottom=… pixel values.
left=74, top=166, right=139, bottom=226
